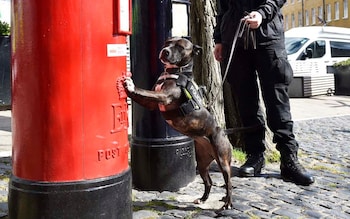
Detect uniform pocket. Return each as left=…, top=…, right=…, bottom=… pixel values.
left=272, top=48, right=293, bottom=85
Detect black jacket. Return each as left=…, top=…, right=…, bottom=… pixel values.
left=213, top=0, right=286, bottom=46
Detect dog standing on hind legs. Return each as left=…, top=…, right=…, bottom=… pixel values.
left=123, top=37, right=233, bottom=210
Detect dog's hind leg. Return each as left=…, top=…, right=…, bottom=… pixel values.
left=193, top=139, right=214, bottom=204
left=212, top=127, right=233, bottom=210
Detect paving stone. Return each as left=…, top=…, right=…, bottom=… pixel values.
left=217, top=209, right=250, bottom=218
left=249, top=201, right=277, bottom=212
left=192, top=210, right=218, bottom=218
left=163, top=209, right=192, bottom=218
left=158, top=216, right=176, bottom=219
left=272, top=208, right=304, bottom=218
left=132, top=210, right=159, bottom=219
left=247, top=209, right=278, bottom=219
left=321, top=208, right=350, bottom=219
left=191, top=216, right=215, bottom=219
left=231, top=202, right=253, bottom=212
left=303, top=209, right=326, bottom=218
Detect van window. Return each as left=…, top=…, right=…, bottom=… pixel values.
left=285, top=37, right=309, bottom=55
left=330, top=41, right=350, bottom=57
left=306, top=40, right=326, bottom=58
left=298, top=40, right=326, bottom=60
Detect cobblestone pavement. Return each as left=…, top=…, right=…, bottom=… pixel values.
left=0, top=157, right=10, bottom=218
left=0, top=109, right=11, bottom=218
left=132, top=116, right=350, bottom=219
left=0, top=97, right=350, bottom=218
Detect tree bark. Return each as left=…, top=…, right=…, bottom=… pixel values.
left=189, top=0, right=242, bottom=146
left=189, top=0, right=225, bottom=127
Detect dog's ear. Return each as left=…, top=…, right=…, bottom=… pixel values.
left=193, top=45, right=202, bottom=56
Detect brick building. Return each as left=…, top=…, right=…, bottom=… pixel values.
left=282, top=0, right=350, bottom=30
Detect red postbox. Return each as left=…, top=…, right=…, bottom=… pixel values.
left=8, top=0, right=132, bottom=218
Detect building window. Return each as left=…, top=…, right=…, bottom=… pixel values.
left=292, top=13, right=295, bottom=28
left=344, top=0, right=349, bottom=18
left=311, top=8, right=316, bottom=24
left=305, top=10, right=309, bottom=26
left=298, top=11, right=302, bottom=26
left=326, top=4, right=332, bottom=22
left=285, top=15, right=289, bottom=30
left=318, top=6, right=323, bottom=23
left=335, top=2, right=340, bottom=20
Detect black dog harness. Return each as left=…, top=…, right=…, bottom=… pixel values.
left=155, top=71, right=206, bottom=118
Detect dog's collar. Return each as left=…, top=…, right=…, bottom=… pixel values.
left=155, top=71, right=192, bottom=87
left=165, top=64, right=193, bottom=74
left=157, top=73, right=179, bottom=82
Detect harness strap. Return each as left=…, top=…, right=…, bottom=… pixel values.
left=155, top=71, right=205, bottom=116
left=176, top=74, right=205, bottom=110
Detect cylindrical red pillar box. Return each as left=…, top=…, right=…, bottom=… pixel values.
left=8, top=0, right=132, bottom=218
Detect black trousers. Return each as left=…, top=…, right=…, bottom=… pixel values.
left=223, top=42, right=299, bottom=156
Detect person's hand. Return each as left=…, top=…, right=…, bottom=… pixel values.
left=245, top=11, right=262, bottom=29
left=214, top=43, right=223, bottom=62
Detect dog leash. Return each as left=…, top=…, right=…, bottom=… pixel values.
left=206, top=14, right=261, bottom=135
left=207, top=14, right=255, bottom=109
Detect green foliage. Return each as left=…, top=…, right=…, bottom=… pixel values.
left=0, top=21, right=10, bottom=36
left=233, top=148, right=280, bottom=164
left=333, top=58, right=350, bottom=67
left=232, top=148, right=246, bottom=163
left=265, top=149, right=280, bottom=164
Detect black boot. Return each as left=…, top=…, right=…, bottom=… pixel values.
left=280, top=153, right=315, bottom=186
left=238, top=153, right=265, bottom=177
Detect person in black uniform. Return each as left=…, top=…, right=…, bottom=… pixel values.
left=213, top=0, right=314, bottom=186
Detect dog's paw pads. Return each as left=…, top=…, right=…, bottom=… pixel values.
left=220, top=203, right=233, bottom=210
left=193, top=199, right=202, bottom=204
left=124, top=77, right=135, bottom=92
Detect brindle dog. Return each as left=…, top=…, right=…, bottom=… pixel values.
left=123, top=37, right=233, bottom=209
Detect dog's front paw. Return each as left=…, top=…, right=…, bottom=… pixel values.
left=193, top=198, right=206, bottom=205
left=124, top=77, right=135, bottom=92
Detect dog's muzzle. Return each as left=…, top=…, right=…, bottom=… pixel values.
left=159, top=48, right=171, bottom=61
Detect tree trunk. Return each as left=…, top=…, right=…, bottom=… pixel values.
left=189, top=0, right=225, bottom=127
left=189, top=0, right=242, bottom=146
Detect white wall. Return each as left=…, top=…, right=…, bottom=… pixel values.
left=0, top=0, right=11, bottom=24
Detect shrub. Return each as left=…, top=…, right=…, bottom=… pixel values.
left=0, top=21, right=10, bottom=36
left=333, top=58, right=350, bottom=67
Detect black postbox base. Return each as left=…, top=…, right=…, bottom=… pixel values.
left=8, top=168, right=132, bottom=219
left=131, top=136, right=196, bottom=192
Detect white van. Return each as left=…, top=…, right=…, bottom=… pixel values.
left=285, top=26, right=350, bottom=66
